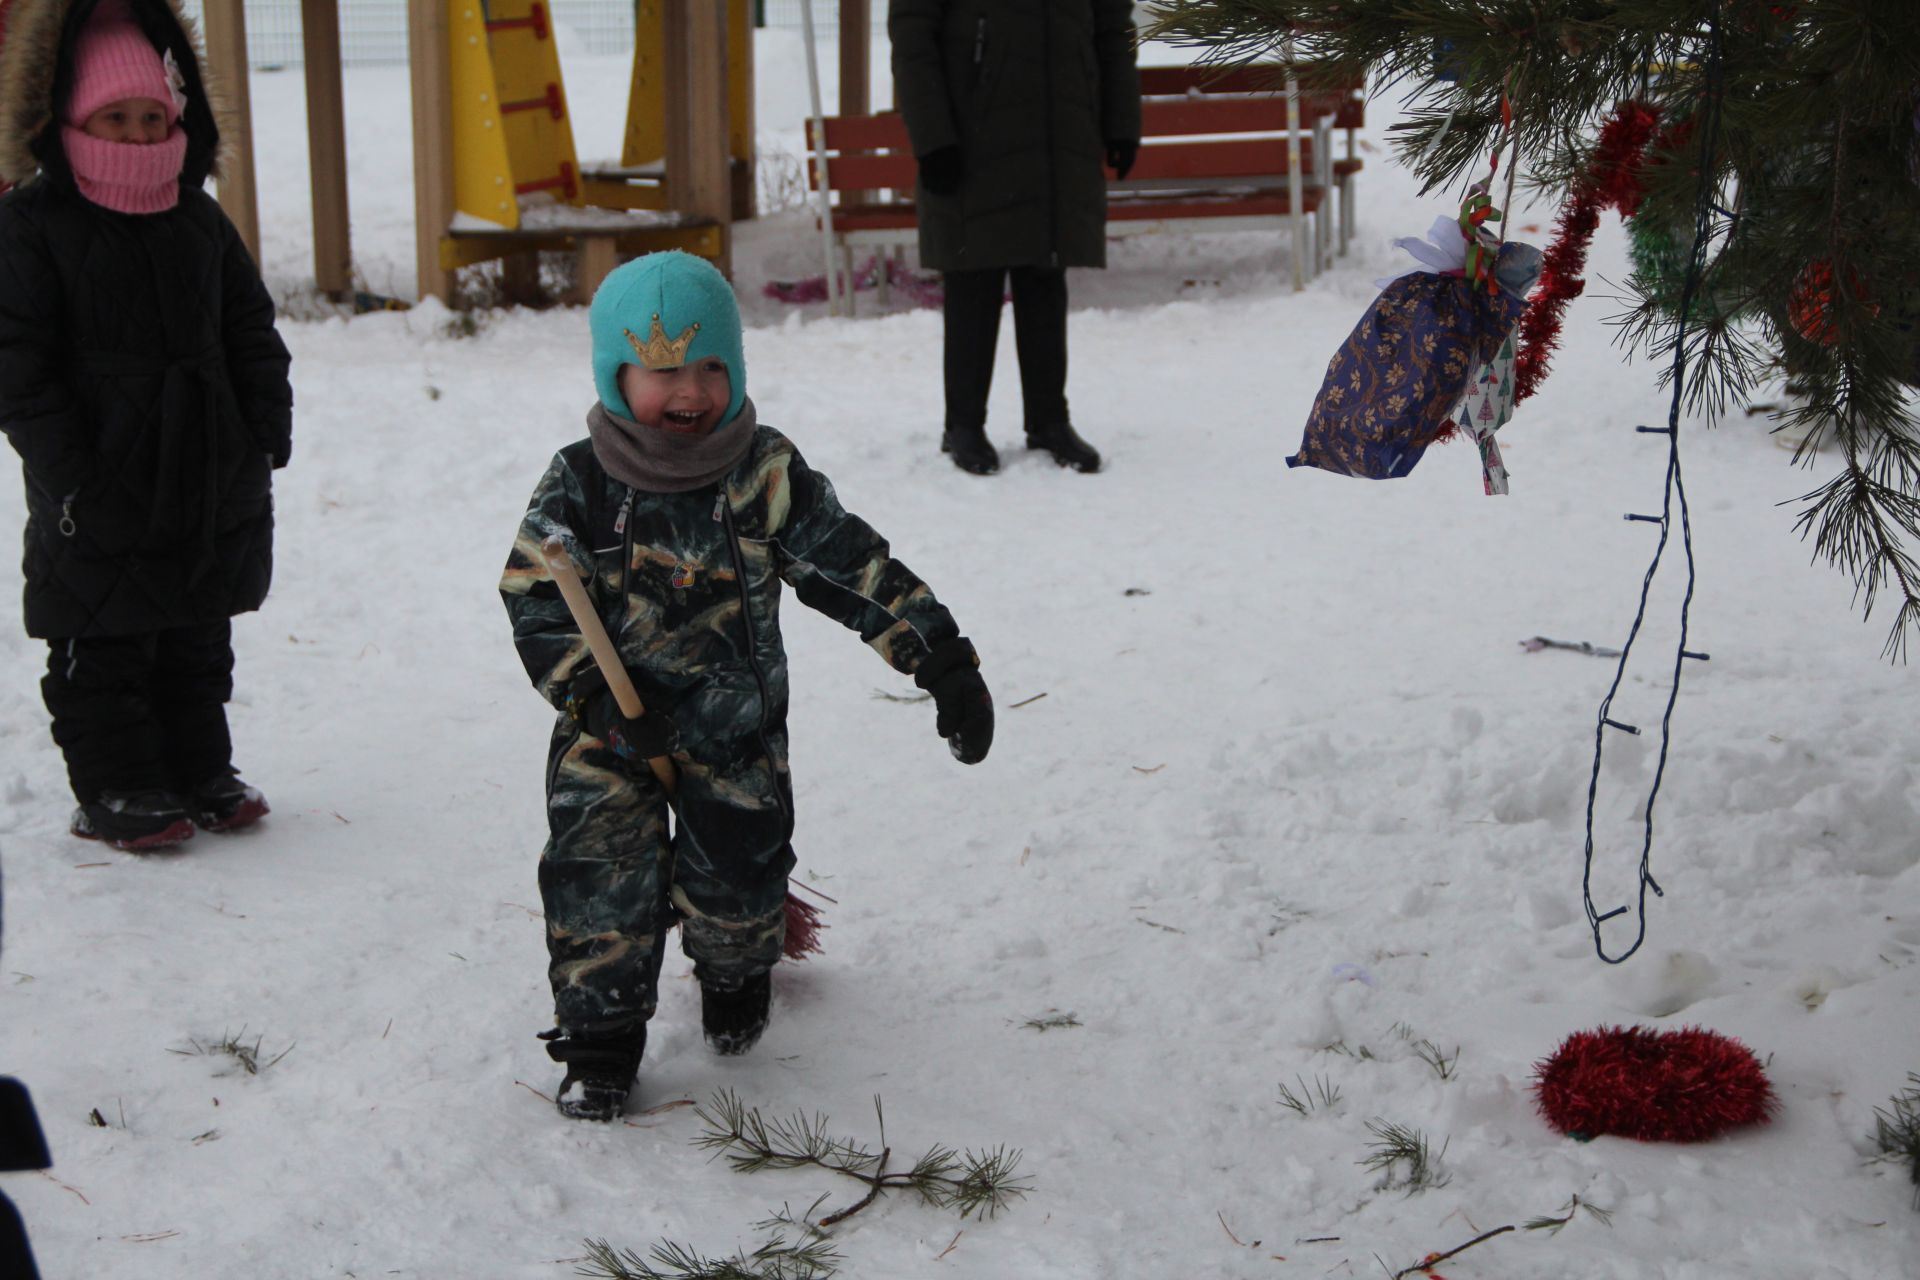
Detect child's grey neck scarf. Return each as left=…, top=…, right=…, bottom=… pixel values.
left=586, top=397, right=758, bottom=494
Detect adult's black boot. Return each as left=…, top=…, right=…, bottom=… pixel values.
left=540, top=1023, right=646, bottom=1122
left=940, top=425, right=1000, bottom=475
left=1027, top=423, right=1102, bottom=473
left=701, top=972, right=772, bottom=1056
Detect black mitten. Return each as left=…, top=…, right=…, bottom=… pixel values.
left=568, top=667, right=680, bottom=762
left=918, top=145, right=964, bottom=196
left=913, top=637, right=994, bottom=765
left=1105, top=139, right=1139, bottom=180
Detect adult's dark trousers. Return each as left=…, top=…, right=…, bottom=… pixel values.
left=942, top=265, right=1070, bottom=436
left=42, top=620, right=236, bottom=804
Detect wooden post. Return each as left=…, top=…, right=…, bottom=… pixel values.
left=200, top=0, right=259, bottom=265
left=301, top=0, right=352, bottom=299
left=727, top=0, right=755, bottom=220
left=838, top=0, right=869, bottom=118
left=664, top=0, right=731, bottom=274
left=408, top=0, right=455, bottom=302
left=838, top=0, right=870, bottom=209
left=573, top=235, right=620, bottom=305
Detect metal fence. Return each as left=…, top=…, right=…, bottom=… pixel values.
left=178, top=1, right=876, bottom=68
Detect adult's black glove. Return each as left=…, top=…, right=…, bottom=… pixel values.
left=913, top=637, right=993, bottom=765
left=918, top=145, right=964, bottom=197
left=1106, top=139, right=1139, bottom=180
left=568, top=666, right=680, bottom=762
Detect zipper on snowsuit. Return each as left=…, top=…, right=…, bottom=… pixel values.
left=614, top=486, right=636, bottom=643
left=715, top=487, right=793, bottom=822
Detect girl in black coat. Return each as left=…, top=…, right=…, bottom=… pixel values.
left=0, top=0, right=293, bottom=850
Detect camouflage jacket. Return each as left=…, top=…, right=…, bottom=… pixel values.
left=501, top=422, right=959, bottom=761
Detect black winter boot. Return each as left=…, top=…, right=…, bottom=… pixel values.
left=1026, top=423, right=1102, bottom=473
left=70, top=790, right=194, bottom=852
left=940, top=425, right=1000, bottom=476
left=540, top=1023, right=646, bottom=1122
left=186, top=772, right=269, bottom=833
left=701, top=972, right=772, bottom=1056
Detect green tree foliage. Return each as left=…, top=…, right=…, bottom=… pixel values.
left=1147, top=0, right=1920, bottom=656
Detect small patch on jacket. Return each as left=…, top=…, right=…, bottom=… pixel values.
left=670, top=563, right=697, bottom=589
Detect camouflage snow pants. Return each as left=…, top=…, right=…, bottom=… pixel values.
left=538, top=722, right=797, bottom=1034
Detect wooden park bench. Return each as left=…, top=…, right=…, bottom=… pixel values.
left=802, top=63, right=1366, bottom=313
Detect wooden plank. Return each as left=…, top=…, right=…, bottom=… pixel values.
left=301, top=0, right=352, bottom=297
left=810, top=96, right=1337, bottom=149
left=1124, top=137, right=1318, bottom=182
left=1140, top=94, right=1342, bottom=136
left=807, top=152, right=918, bottom=192
left=1105, top=190, right=1323, bottom=220
left=409, top=0, right=455, bottom=300
left=811, top=112, right=909, bottom=151
left=200, top=0, right=259, bottom=264
left=441, top=221, right=720, bottom=271
left=827, top=205, right=920, bottom=232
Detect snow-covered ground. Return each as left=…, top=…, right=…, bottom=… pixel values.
left=3, top=29, right=1918, bottom=1280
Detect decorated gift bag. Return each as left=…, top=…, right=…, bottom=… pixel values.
left=1288, top=216, right=1540, bottom=483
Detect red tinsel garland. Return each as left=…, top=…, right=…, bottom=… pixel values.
left=1512, top=103, right=1665, bottom=403
left=1533, top=1024, right=1777, bottom=1142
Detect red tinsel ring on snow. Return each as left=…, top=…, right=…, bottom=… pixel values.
left=1533, top=1025, right=1777, bottom=1142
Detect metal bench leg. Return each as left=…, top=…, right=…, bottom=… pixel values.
left=841, top=241, right=858, bottom=317
left=1340, top=175, right=1355, bottom=256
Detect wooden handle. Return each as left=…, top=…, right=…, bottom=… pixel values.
left=539, top=536, right=677, bottom=793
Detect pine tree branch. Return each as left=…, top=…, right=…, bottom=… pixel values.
left=1388, top=1225, right=1516, bottom=1279
left=1145, top=0, right=1920, bottom=657
left=816, top=1148, right=889, bottom=1228
left=692, top=1091, right=1033, bottom=1225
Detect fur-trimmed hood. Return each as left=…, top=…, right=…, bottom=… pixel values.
left=0, top=0, right=230, bottom=188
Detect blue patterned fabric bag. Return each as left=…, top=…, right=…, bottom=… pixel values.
left=1289, top=240, right=1538, bottom=479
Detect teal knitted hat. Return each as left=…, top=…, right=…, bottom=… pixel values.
left=589, top=251, right=746, bottom=425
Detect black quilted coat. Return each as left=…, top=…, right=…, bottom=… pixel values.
left=0, top=0, right=292, bottom=639
left=889, top=0, right=1140, bottom=273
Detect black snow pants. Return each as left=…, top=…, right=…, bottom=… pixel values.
left=42, top=620, right=236, bottom=804
left=942, top=265, right=1071, bottom=437
left=538, top=722, right=796, bottom=1036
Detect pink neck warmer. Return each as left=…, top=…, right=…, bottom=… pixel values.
left=60, top=126, right=186, bottom=214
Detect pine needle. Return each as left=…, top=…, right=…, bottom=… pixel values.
left=1871, top=1072, right=1920, bottom=1210
left=1359, top=1118, right=1450, bottom=1193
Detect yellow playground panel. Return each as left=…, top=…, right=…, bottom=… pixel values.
left=582, top=0, right=756, bottom=217
left=434, top=0, right=753, bottom=296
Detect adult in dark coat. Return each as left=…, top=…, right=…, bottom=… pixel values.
left=0, top=0, right=293, bottom=848
left=890, top=0, right=1141, bottom=475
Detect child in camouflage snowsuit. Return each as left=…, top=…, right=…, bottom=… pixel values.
left=501, top=251, right=994, bottom=1121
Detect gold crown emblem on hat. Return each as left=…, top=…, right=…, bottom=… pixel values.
left=625, top=314, right=700, bottom=370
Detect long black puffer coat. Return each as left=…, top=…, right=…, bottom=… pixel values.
left=889, top=0, right=1141, bottom=273
left=0, top=0, right=292, bottom=639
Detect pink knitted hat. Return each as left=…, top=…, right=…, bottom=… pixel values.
left=63, top=1, right=186, bottom=129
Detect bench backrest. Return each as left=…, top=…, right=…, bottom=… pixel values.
left=804, top=63, right=1365, bottom=195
